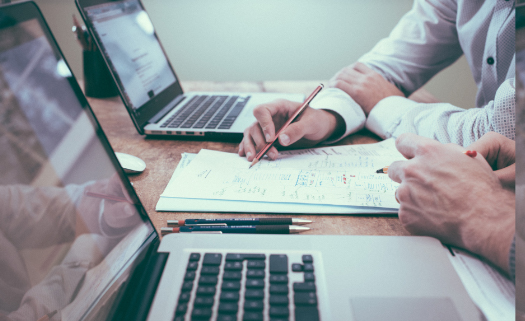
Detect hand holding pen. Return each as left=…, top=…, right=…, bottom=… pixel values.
left=249, top=85, right=323, bottom=168
left=239, top=85, right=343, bottom=164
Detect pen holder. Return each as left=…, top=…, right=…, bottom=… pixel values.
left=83, top=49, right=118, bottom=98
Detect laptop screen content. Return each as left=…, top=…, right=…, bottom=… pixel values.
left=0, top=9, right=154, bottom=321
left=85, top=0, right=177, bottom=110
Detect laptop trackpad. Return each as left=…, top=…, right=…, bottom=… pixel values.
left=350, top=297, right=462, bottom=321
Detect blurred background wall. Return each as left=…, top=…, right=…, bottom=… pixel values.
left=33, top=0, right=478, bottom=108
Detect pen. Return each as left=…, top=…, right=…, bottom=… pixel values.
left=249, top=84, right=324, bottom=168
left=161, top=225, right=310, bottom=235
left=167, top=218, right=312, bottom=226
left=375, top=150, right=478, bottom=174
left=85, top=191, right=132, bottom=203
left=463, top=150, right=477, bottom=157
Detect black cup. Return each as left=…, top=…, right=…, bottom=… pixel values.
left=83, top=49, right=118, bottom=98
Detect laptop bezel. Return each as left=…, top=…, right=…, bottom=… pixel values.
left=75, top=0, right=185, bottom=135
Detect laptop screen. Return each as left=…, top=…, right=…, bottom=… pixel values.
left=84, top=0, right=177, bottom=111
left=0, top=3, right=155, bottom=320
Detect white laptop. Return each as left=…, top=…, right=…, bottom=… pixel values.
left=0, top=2, right=482, bottom=320
left=76, top=0, right=304, bottom=139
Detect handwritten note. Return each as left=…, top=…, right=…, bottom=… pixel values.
left=161, top=140, right=403, bottom=209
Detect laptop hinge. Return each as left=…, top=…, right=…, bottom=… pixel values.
left=149, top=95, right=186, bottom=124
left=109, top=239, right=168, bottom=321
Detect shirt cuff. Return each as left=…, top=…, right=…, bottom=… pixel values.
left=365, top=96, right=419, bottom=139
left=309, top=87, right=366, bottom=144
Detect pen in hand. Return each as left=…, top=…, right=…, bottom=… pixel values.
left=249, top=84, right=324, bottom=169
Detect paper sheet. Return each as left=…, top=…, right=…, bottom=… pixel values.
left=447, top=247, right=515, bottom=321
left=161, top=140, right=403, bottom=209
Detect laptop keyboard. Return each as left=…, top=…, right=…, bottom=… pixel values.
left=173, top=253, right=320, bottom=321
left=160, top=95, right=251, bottom=130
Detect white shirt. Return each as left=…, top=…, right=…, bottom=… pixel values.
left=312, top=0, right=515, bottom=146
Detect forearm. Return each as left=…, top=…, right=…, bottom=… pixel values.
left=366, top=79, right=516, bottom=146
left=0, top=185, right=80, bottom=249
left=358, top=0, right=462, bottom=96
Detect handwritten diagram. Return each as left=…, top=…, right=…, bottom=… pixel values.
left=165, top=143, right=404, bottom=209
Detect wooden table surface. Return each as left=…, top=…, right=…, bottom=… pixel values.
left=87, top=81, right=410, bottom=237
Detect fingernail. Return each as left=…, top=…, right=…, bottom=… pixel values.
left=239, top=145, right=243, bottom=152
left=269, top=150, right=278, bottom=159
left=265, top=133, right=271, bottom=142
left=246, top=152, right=252, bottom=159
left=280, top=134, right=290, bottom=146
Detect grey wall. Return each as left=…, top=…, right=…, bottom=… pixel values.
left=33, top=0, right=478, bottom=108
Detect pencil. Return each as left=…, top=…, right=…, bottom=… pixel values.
left=249, top=84, right=324, bottom=168
left=376, top=166, right=388, bottom=174
left=375, top=150, right=478, bottom=174
left=85, top=191, right=132, bottom=203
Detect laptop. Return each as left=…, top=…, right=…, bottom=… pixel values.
left=75, top=0, right=304, bottom=139
left=0, top=2, right=482, bottom=321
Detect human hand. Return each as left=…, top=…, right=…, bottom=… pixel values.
left=79, top=174, right=139, bottom=235
left=328, top=62, right=404, bottom=115
left=238, top=99, right=343, bottom=161
left=388, top=133, right=515, bottom=273
left=466, top=132, right=515, bottom=189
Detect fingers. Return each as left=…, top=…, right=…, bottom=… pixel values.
left=279, top=121, right=307, bottom=146
left=253, top=100, right=302, bottom=141
left=104, top=202, right=136, bottom=229
left=387, top=160, right=408, bottom=183
left=394, top=133, right=439, bottom=159
left=329, top=66, right=364, bottom=93
left=107, top=174, right=132, bottom=201
left=239, top=122, right=279, bottom=162
left=240, top=127, right=257, bottom=161
left=352, top=62, right=373, bottom=74
left=466, top=132, right=515, bottom=169
left=495, top=164, right=515, bottom=189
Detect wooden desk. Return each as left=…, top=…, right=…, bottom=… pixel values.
left=87, top=81, right=410, bottom=237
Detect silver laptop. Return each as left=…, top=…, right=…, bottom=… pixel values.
left=75, top=0, right=304, bottom=139
left=0, top=2, right=481, bottom=320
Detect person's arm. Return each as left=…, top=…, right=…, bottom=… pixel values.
left=0, top=185, right=81, bottom=250
left=358, top=0, right=463, bottom=97
left=365, top=78, right=516, bottom=146
left=387, top=133, right=515, bottom=274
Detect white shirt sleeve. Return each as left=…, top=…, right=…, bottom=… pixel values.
left=366, top=78, right=516, bottom=146
left=309, top=87, right=366, bottom=144
left=358, top=0, right=463, bottom=97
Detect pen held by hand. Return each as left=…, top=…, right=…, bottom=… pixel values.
left=249, top=84, right=324, bottom=168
